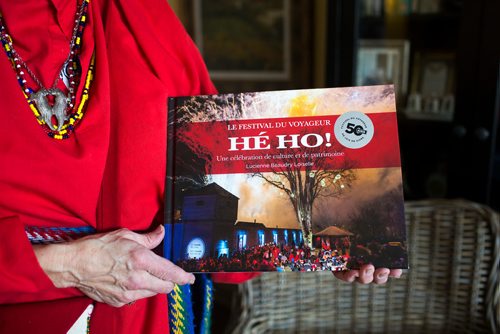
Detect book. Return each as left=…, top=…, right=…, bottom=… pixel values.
left=165, top=85, right=408, bottom=272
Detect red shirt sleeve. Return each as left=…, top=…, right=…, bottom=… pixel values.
left=0, top=216, right=82, bottom=303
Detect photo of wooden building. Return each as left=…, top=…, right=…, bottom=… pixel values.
left=168, top=182, right=306, bottom=262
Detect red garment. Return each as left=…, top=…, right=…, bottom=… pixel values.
left=0, top=0, right=256, bottom=333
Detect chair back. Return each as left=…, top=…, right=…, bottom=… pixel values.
left=230, top=200, right=499, bottom=334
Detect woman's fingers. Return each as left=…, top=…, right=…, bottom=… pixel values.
left=333, top=269, right=359, bottom=282
left=131, top=250, right=195, bottom=285
left=53, top=227, right=196, bottom=307
left=357, top=264, right=375, bottom=284
left=373, top=268, right=390, bottom=284
left=104, top=227, right=196, bottom=285
left=389, top=269, right=403, bottom=278
left=151, top=258, right=195, bottom=285
left=116, top=225, right=165, bottom=250
left=121, top=270, right=176, bottom=294
left=333, top=264, right=403, bottom=285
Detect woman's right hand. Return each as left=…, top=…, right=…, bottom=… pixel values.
left=33, top=225, right=194, bottom=307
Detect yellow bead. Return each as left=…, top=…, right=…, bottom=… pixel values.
left=85, top=74, right=92, bottom=87
left=30, top=106, right=40, bottom=116
left=78, top=96, right=88, bottom=113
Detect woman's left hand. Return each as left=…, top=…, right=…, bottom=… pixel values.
left=333, top=264, right=402, bottom=284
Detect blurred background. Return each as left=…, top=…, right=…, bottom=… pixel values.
left=169, top=0, right=499, bottom=212
left=168, top=0, right=499, bottom=331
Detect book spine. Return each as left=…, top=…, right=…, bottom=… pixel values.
left=164, top=98, right=176, bottom=261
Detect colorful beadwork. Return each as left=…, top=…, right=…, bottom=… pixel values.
left=0, top=0, right=94, bottom=140
left=167, top=274, right=214, bottom=334
left=168, top=284, right=195, bottom=334
left=199, top=274, right=214, bottom=334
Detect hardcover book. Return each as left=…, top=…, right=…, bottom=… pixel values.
left=165, top=85, right=408, bottom=272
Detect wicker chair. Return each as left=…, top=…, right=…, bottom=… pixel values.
left=229, top=200, right=499, bottom=334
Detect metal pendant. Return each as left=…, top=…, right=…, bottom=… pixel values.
left=31, top=88, right=69, bottom=131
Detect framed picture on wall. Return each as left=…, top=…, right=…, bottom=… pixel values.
left=356, top=39, right=410, bottom=99
left=192, top=0, right=291, bottom=81
left=405, top=52, right=456, bottom=121
left=415, top=0, right=441, bottom=13
left=169, top=0, right=314, bottom=93
left=413, top=52, right=455, bottom=98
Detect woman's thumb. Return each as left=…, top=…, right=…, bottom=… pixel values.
left=140, top=225, right=165, bottom=249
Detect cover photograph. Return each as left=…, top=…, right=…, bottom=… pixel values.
left=165, top=85, right=408, bottom=273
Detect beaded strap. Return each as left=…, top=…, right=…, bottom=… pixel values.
left=167, top=274, right=214, bottom=334
left=168, top=283, right=195, bottom=334
left=198, top=274, right=214, bottom=334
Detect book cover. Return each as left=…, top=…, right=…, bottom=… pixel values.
left=165, top=85, right=408, bottom=272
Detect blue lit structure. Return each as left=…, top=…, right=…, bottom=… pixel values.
left=168, top=183, right=305, bottom=261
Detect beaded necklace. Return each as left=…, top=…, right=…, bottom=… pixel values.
left=0, top=0, right=94, bottom=140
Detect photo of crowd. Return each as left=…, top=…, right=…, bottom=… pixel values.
left=178, top=242, right=349, bottom=272
left=168, top=177, right=408, bottom=272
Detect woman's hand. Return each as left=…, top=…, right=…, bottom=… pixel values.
left=333, top=264, right=402, bottom=284
left=33, top=225, right=194, bottom=307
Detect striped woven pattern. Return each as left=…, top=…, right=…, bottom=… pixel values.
left=168, top=283, right=195, bottom=334
left=168, top=274, right=214, bottom=334
left=25, top=226, right=96, bottom=244
left=199, top=274, right=214, bottom=334
left=230, top=200, right=499, bottom=334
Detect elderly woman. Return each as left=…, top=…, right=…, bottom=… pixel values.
left=0, top=0, right=400, bottom=333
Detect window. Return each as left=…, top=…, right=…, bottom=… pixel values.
left=258, top=230, right=265, bottom=246
left=238, top=231, right=247, bottom=250
left=216, top=240, right=229, bottom=257
left=273, top=230, right=278, bottom=244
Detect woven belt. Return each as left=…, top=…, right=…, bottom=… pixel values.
left=25, top=225, right=96, bottom=244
